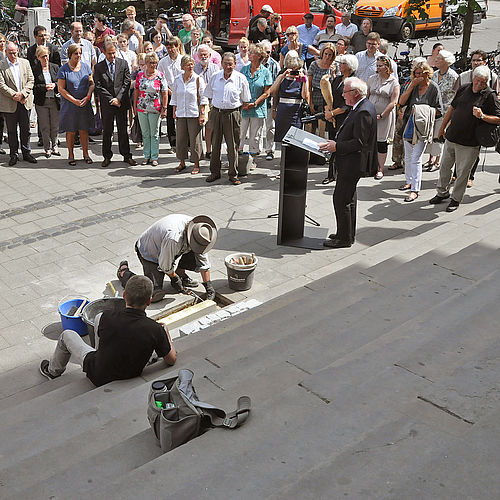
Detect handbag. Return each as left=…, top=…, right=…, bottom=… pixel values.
left=147, top=369, right=251, bottom=453
left=130, top=115, right=142, bottom=143
left=196, top=77, right=209, bottom=125
left=475, top=89, right=500, bottom=148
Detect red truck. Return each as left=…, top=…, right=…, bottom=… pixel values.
left=206, top=0, right=343, bottom=50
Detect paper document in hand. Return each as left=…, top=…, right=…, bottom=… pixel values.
left=303, top=138, right=320, bottom=150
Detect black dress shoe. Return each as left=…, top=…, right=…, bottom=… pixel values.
left=8, top=156, right=17, bottom=166
left=429, top=194, right=450, bottom=204
left=0, top=148, right=6, bottom=154
left=323, top=239, right=352, bottom=248
left=206, top=173, right=221, bottom=182
left=23, top=155, right=37, bottom=164
left=446, top=199, right=460, bottom=212
left=101, top=158, right=111, bottom=168
left=125, top=157, right=137, bottom=166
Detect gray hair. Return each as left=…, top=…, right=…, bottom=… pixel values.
left=258, top=39, right=272, bottom=51
left=379, top=38, right=389, bottom=54
left=103, top=40, right=117, bottom=52
left=284, top=49, right=302, bottom=69
left=336, top=54, right=358, bottom=74
left=222, top=51, right=236, bottom=63
left=411, top=56, right=426, bottom=69
left=345, top=76, right=368, bottom=97
left=473, top=65, right=490, bottom=80
left=257, top=18, right=267, bottom=28
left=122, top=19, right=134, bottom=32
left=439, top=49, right=455, bottom=66
left=197, top=43, right=210, bottom=54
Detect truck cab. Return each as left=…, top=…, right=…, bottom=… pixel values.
left=208, top=0, right=342, bottom=50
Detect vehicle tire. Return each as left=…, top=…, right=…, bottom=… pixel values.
left=453, top=16, right=464, bottom=36
left=399, top=22, right=414, bottom=40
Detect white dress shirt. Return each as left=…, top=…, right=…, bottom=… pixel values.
left=335, top=23, right=358, bottom=39
left=158, top=54, right=182, bottom=88
left=61, top=38, right=96, bottom=67
left=7, top=59, right=21, bottom=91
left=170, top=72, right=208, bottom=118
left=204, top=69, right=251, bottom=109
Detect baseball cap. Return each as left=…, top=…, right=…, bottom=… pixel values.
left=261, top=4, right=274, bottom=13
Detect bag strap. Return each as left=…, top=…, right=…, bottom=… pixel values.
left=193, top=395, right=251, bottom=429
left=196, top=76, right=200, bottom=107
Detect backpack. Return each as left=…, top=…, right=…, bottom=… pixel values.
left=147, top=369, right=251, bottom=453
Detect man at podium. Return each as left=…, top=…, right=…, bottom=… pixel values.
left=319, top=77, right=377, bottom=248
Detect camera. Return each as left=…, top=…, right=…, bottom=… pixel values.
left=290, top=70, right=300, bottom=76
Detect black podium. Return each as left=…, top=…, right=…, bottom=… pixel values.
left=277, top=144, right=328, bottom=249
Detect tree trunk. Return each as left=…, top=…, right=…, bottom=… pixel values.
left=459, top=0, right=475, bottom=71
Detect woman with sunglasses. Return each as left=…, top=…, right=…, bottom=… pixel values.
left=279, top=26, right=319, bottom=69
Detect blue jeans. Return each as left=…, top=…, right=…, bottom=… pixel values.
left=138, top=111, right=161, bottom=161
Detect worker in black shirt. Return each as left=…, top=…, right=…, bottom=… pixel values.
left=40, top=275, right=176, bottom=386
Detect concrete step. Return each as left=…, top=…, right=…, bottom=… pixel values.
left=5, top=360, right=306, bottom=498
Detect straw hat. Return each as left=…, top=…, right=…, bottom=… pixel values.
left=187, top=215, right=218, bottom=254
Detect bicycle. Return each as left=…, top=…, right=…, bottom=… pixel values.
left=437, top=12, right=464, bottom=39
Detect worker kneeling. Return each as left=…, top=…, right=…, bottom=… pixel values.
left=117, top=214, right=218, bottom=302
left=40, top=275, right=176, bottom=385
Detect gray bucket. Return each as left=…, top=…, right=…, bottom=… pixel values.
left=224, top=253, right=258, bottom=291
left=81, top=297, right=126, bottom=347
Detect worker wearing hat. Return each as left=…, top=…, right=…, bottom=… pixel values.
left=248, top=4, right=275, bottom=33
left=297, top=13, right=320, bottom=67
left=117, top=214, right=218, bottom=301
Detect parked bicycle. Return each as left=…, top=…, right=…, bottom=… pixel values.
left=437, top=12, right=464, bottom=39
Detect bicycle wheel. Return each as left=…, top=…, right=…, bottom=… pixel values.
left=436, top=20, right=450, bottom=40
left=453, top=16, right=464, bottom=36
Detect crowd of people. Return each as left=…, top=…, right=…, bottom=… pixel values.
left=0, top=6, right=498, bottom=198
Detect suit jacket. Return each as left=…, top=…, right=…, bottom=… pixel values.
left=27, top=42, right=62, bottom=69
left=33, top=61, right=60, bottom=108
left=0, top=58, right=34, bottom=113
left=335, top=97, right=378, bottom=177
left=94, top=58, right=131, bottom=110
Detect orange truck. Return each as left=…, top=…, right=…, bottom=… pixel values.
left=352, top=0, right=485, bottom=40
left=207, top=0, right=343, bottom=50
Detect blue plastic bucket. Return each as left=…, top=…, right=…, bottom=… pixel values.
left=58, top=297, right=89, bottom=337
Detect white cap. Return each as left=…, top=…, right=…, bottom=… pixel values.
left=261, top=4, right=274, bottom=13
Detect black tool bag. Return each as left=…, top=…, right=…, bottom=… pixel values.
left=147, top=369, right=251, bottom=453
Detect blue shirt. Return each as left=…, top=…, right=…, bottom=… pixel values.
left=241, top=64, right=273, bottom=118
left=297, top=24, right=320, bottom=58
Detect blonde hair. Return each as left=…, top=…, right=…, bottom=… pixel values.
left=36, top=45, right=49, bottom=58
left=181, top=55, right=195, bottom=67
left=412, top=60, right=433, bottom=80
left=137, top=52, right=146, bottom=65
left=67, top=43, right=82, bottom=59
left=117, top=33, right=129, bottom=42
left=249, top=43, right=266, bottom=61
left=125, top=5, right=136, bottom=14
left=145, top=52, right=159, bottom=65
left=238, top=37, right=249, bottom=48
left=319, top=42, right=336, bottom=60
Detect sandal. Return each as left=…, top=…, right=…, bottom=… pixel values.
left=191, top=166, right=200, bottom=175
left=84, top=157, right=93, bottom=164
left=175, top=164, right=186, bottom=173
left=404, top=192, right=419, bottom=202
left=375, top=171, right=384, bottom=180
left=116, top=260, right=129, bottom=280
left=68, top=158, right=76, bottom=166
left=398, top=184, right=411, bottom=191
left=422, top=159, right=434, bottom=169
left=388, top=163, right=402, bottom=170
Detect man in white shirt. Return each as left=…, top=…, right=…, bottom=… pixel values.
left=297, top=13, right=320, bottom=67
left=0, top=42, right=36, bottom=165
left=61, top=22, right=96, bottom=68
left=204, top=52, right=251, bottom=185
left=356, top=32, right=382, bottom=83
left=335, top=13, right=358, bottom=39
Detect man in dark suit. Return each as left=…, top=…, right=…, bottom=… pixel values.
left=26, top=25, right=61, bottom=69
left=320, top=76, right=377, bottom=248
left=94, top=41, right=137, bottom=167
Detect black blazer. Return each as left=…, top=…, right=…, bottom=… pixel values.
left=33, top=61, right=61, bottom=108
left=335, top=97, right=378, bottom=177
left=27, top=42, right=62, bottom=69
left=94, top=58, right=131, bottom=110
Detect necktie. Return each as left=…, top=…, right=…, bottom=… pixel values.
left=110, top=62, right=115, bottom=79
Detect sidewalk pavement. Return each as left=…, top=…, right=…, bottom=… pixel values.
left=0, top=133, right=499, bottom=378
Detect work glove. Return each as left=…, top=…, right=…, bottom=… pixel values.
left=170, top=275, right=186, bottom=294
left=203, top=281, right=216, bottom=301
